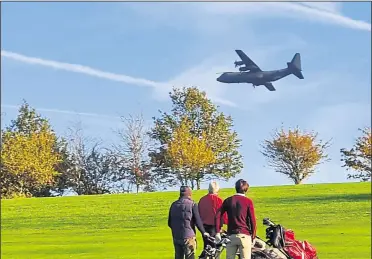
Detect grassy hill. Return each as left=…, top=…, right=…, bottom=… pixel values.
left=1, top=182, right=371, bottom=259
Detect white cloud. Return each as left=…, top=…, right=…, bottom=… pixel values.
left=199, top=2, right=370, bottom=32
left=274, top=2, right=370, bottom=31
left=129, top=2, right=370, bottom=32
left=1, top=50, right=161, bottom=88
left=1, top=50, right=235, bottom=107
left=165, top=57, right=231, bottom=101
left=200, top=2, right=343, bottom=16
left=297, top=2, right=342, bottom=14
left=1, top=104, right=122, bottom=120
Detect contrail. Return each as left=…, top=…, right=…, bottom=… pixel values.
left=1, top=50, right=164, bottom=88
left=1, top=50, right=236, bottom=107
left=201, top=2, right=371, bottom=32
left=1, top=104, right=122, bottom=120
left=284, top=2, right=371, bottom=32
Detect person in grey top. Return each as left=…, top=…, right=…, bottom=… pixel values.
left=168, top=186, right=210, bottom=259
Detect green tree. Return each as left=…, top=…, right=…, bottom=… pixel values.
left=260, top=126, right=331, bottom=184
left=149, top=87, right=243, bottom=190
left=340, top=127, right=371, bottom=182
left=0, top=100, right=64, bottom=198
left=6, top=100, right=52, bottom=135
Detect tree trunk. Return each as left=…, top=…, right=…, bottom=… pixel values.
left=191, top=180, right=195, bottom=190
left=182, top=170, right=187, bottom=186
left=196, top=179, right=201, bottom=190
left=136, top=184, right=139, bottom=193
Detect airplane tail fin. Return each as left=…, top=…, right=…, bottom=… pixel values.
left=287, top=53, right=304, bottom=79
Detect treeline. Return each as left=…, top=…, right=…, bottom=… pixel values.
left=1, top=87, right=370, bottom=199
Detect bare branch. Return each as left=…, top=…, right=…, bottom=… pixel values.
left=112, top=113, right=154, bottom=193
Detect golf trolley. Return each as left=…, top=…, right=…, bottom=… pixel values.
left=199, top=232, right=272, bottom=259
left=259, top=218, right=318, bottom=259
left=199, top=218, right=318, bottom=259
left=198, top=231, right=241, bottom=259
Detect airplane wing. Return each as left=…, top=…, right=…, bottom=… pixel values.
left=264, top=82, right=276, bottom=91
left=235, top=50, right=262, bottom=72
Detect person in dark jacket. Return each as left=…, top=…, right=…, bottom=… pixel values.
left=168, top=186, right=210, bottom=259
left=215, top=179, right=257, bottom=259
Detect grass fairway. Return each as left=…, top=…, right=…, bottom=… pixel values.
left=1, top=182, right=371, bottom=259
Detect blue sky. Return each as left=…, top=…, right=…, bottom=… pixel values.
left=1, top=2, right=371, bottom=190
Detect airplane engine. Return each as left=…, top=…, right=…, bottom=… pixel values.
left=234, top=61, right=244, bottom=67
left=239, top=66, right=250, bottom=72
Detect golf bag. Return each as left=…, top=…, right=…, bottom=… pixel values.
left=199, top=232, right=277, bottom=259
left=199, top=231, right=241, bottom=259
left=256, top=218, right=318, bottom=259
left=199, top=218, right=318, bottom=259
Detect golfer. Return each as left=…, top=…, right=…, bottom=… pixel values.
left=168, top=186, right=210, bottom=259
left=215, top=179, right=257, bottom=259
left=198, top=180, right=227, bottom=259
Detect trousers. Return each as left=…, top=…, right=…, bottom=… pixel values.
left=226, top=234, right=252, bottom=259
left=174, top=237, right=197, bottom=259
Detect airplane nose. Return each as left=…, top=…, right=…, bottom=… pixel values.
left=216, top=75, right=222, bottom=82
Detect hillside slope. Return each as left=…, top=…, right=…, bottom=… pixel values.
left=1, top=182, right=371, bottom=259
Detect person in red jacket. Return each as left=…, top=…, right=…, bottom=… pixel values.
left=198, top=181, right=228, bottom=259
left=215, top=179, right=257, bottom=259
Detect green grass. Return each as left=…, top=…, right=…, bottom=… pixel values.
left=1, top=182, right=371, bottom=259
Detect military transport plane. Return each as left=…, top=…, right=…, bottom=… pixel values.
left=216, top=50, right=304, bottom=91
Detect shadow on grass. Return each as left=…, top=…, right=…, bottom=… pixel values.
left=265, top=193, right=371, bottom=204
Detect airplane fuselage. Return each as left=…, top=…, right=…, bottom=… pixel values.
left=216, top=68, right=291, bottom=86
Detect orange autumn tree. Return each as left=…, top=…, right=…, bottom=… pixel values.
left=260, top=126, right=331, bottom=184
left=340, top=127, right=371, bottom=182
left=166, top=118, right=216, bottom=190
